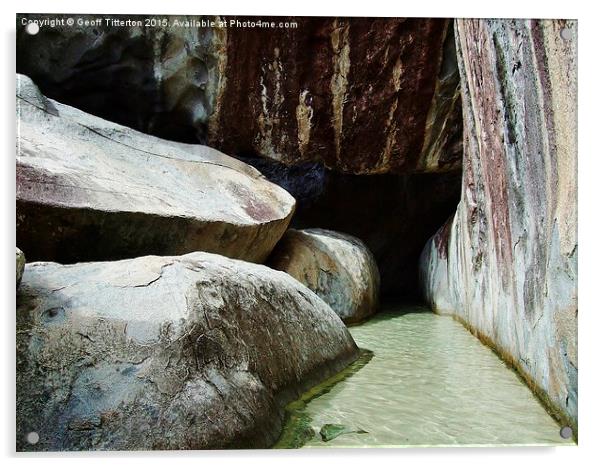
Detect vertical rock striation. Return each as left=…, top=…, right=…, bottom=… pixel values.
left=210, top=17, right=462, bottom=174
left=420, top=19, right=577, bottom=428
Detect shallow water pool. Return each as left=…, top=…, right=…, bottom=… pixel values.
left=276, top=306, right=573, bottom=448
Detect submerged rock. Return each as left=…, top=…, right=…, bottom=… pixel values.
left=16, top=252, right=359, bottom=451
left=16, top=248, right=25, bottom=288
left=16, top=75, right=295, bottom=264
left=319, top=424, right=368, bottom=442
left=268, top=229, right=380, bottom=324
left=420, top=19, right=577, bottom=428
left=17, top=15, right=462, bottom=175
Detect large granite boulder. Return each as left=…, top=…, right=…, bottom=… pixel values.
left=420, top=19, right=577, bottom=429
left=268, top=229, right=379, bottom=324
left=17, top=15, right=462, bottom=175
left=16, top=75, right=295, bottom=264
left=16, top=252, right=359, bottom=451
left=16, top=248, right=25, bottom=288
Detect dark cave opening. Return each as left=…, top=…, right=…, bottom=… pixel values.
left=234, top=153, right=462, bottom=300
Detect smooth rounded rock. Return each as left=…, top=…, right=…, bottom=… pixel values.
left=268, top=229, right=380, bottom=324
left=16, top=75, right=295, bottom=264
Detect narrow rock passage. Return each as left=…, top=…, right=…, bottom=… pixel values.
left=276, top=306, right=573, bottom=448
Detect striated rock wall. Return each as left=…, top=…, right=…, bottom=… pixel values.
left=210, top=16, right=462, bottom=174
left=420, top=19, right=577, bottom=427
left=17, top=15, right=462, bottom=175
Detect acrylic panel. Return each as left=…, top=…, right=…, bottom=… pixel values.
left=15, top=13, right=577, bottom=450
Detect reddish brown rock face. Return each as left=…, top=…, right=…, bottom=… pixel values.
left=210, top=17, right=462, bottom=174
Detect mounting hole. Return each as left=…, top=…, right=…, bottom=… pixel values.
left=25, top=22, right=40, bottom=35
left=26, top=431, right=39, bottom=445
left=560, top=27, right=572, bottom=41
left=559, top=426, right=573, bottom=439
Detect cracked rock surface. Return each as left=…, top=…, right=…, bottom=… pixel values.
left=16, top=75, right=295, bottom=264
left=16, top=252, right=358, bottom=451
left=268, top=229, right=380, bottom=324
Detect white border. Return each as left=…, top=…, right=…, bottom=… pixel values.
left=3, top=1, right=599, bottom=465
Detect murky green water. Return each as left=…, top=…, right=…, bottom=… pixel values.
left=276, top=306, right=573, bottom=448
